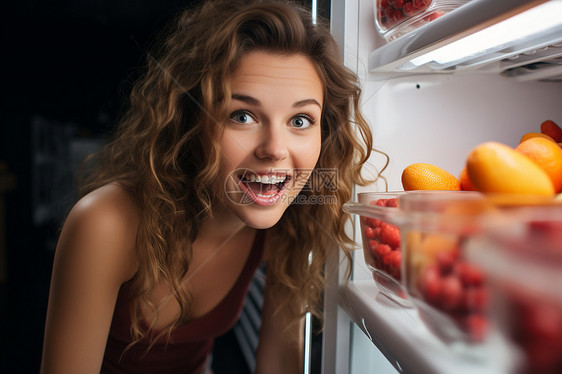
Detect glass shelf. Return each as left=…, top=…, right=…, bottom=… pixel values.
left=368, top=0, right=562, bottom=77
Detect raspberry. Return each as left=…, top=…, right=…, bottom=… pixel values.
left=364, top=226, right=376, bottom=240
left=369, top=240, right=381, bottom=266
left=418, top=265, right=442, bottom=304
left=368, top=239, right=381, bottom=253
left=455, top=262, right=485, bottom=287
left=462, top=287, right=489, bottom=312
left=374, top=243, right=392, bottom=259
left=403, top=1, right=416, bottom=16
left=380, top=222, right=401, bottom=249
left=373, top=227, right=382, bottom=240
left=413, top=0, right=427, bottom=10
left=367, top=217, right=381, bottom=228
left=385, top=198, right=398, bottom=207
left=440, top=275, right=463, bottom=311
left=383, top=250, right=402, bottom=280
left=435, top=251, right=457, bottom=275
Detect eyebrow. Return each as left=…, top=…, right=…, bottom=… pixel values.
left=232, top=94, right=322, bottom=109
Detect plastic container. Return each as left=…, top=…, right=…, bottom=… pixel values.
left=374, top=0, right=471, bottom=42
left=467, top=206, right=562, bottom=374
left=398, top=191, right=494, bottom=344
left=343, top=191, right=412, bottom=307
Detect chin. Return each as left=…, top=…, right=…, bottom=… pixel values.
left=233, top=204, right=288, bottom=230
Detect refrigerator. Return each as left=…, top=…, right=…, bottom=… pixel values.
left=320, top=0, right=562, bottom=373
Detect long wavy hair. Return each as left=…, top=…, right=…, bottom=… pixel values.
left=79, top=0, right=376, bottom=345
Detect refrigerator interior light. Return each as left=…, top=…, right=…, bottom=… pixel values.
left=407, top=0, right=562, bottom=69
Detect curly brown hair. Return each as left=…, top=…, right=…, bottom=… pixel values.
left=79, top=0, right=376, bottom=346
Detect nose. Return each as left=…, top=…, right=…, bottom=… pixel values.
left=254, top=125, right=289, bottom=161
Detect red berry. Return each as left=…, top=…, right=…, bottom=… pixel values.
left=380, top=0, right=389, bottom=8
left=403, top=1, right=416, bottom=16
left=393, top=0, right=405, bottom=8
left=418, top=265, right=442, bottom=304
left=380, top=222, right=401, bottom=249
left=384, top=250, right=402, bottom=280
left=367, top=217, right=380, bottom=228
left=436, top=250, right=458, bottom=275
left=369, top=239, right=380, bottom=251
left=413, top=0, right=427, bottom=10
left=462, top=287, right=489, bottom=312
left=385, top=198, right=398, bottom=207
left=368, top=239, right=380, bottom=257
left=455, top=262, right=485, bottom=287
left=373, top=227, right=382, bottom=240
left=385, top=6, right=395, bottom=18
left=364, top=226, right=376, bottom=240
left=441, top=275, right=463, bottom=311
left=529, top=220, right=562, bottom=233
left=528, top=220, right=562, bottom=244
left=368, top=240, right=381, bottom=266
left=374, top=243, right=392, bottom=259
left=390, top=11, right=402, bottom=25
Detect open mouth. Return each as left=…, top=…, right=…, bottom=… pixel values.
left=237, top=171, right=291, bottom=205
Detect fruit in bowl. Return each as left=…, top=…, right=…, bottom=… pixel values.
left=363, top=198, right=402, bottom=281
left=468, top=215, right=562, bottom=373
left=502, top=286, right=562, bottom=374
left=361, top=197, right=402, bottom=281
left=399, top=192, right=492, bottom=343
left=352, top=192, right=411, bottom=306
left=412, top=236, right=489, bottom=342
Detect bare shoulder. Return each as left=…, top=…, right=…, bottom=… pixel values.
left=41, top=184, right=141, bottom=373
left=71, top=183, right=140, bottom=226
left=57, top=183, right=140, bottom=283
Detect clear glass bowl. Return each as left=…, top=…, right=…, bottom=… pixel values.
left=344, top=191, right=412, bottom=307
left=467, top=206, right=562, bottom=374
left=398, top=191, right=494, bottom=344
left=374, top=0, right=472, bottom=42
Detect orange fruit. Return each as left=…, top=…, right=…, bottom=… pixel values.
left=541, top=120, right=562, bottom=143
left=458, top=166, right=475, bottom=191
left=519, top=132, right=556, bottom=144
left=515, top=137, right=562, bottom=193
left=401, top=163, right=461, bottom=191
left=466, top=141, right=555, bottom=196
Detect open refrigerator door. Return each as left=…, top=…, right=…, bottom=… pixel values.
left=322, top=1, right=562, bottom=373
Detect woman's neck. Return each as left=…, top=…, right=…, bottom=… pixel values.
left=196, top=206, right=253, bottom=247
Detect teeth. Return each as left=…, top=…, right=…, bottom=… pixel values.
left=242, top=174, right=287, bottom=184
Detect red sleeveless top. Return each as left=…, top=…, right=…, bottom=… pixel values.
left=101, top=230, right=265, bottom=374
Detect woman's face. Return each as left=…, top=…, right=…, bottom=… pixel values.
left=219, top=50, right=323, bottom=229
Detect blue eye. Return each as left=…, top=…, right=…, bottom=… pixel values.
left=291, top=115, right=314, bottom=129
left=230, top=111, right=256, bottom=124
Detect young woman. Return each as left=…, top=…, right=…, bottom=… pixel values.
left=40, top=0, right=375, bottom=373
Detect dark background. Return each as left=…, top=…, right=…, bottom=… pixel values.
left=0, top=0, right=329, bottom=374
left=0, top=0, right=329, bottom=373
left=0, top=2, right=206, bottom=372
